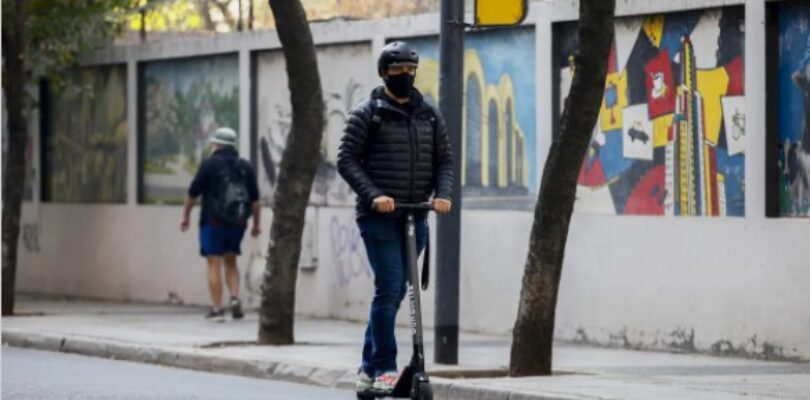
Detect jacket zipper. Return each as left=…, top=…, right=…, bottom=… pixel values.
left=408, top=115, right=416, bottom=202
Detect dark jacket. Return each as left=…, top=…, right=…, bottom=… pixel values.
left=188, top=146, right=260, bottom=226
left=337, top=86, right=454, bottom=215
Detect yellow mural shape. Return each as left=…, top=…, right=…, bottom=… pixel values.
left=498, top=75, right=517, bottom=186
left=696, top=67, right=729, bottom=145
left=483, top=85, right=501, bottom=187
left=600, top=71, right=628, bottom=132
left=653, top=113, right=675, bottom=148
left=414, top=58, right=440, bottom=102
left=642, top=15, right=665, bottom=47
left=415, top=49, right=526, bottom=189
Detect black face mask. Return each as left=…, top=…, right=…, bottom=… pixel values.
left=384, top=73, right=415, bottom=98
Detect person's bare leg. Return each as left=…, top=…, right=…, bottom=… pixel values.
left=207, top=256, right=224, bottom=309
left=224, top=253, right=240, bottom=298
left=224, top=252, right=244, bottom=319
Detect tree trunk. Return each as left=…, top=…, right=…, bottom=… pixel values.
left=200, top=0, right=217, bottom=31
left=509, top=0, right=614, bottom=376
left=258, top=0, right=324, bottom=345
left=1, top=0, right=28, bottom=316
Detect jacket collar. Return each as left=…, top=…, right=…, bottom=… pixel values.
left=212, top=146, right=238, bottom=157
left=370, top=86, right=424, bottom=116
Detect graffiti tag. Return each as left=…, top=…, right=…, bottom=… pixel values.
left=329, top=216, right=370, bottom=286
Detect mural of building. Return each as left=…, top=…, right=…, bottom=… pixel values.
left=140, top=55, right=239, bottom=204
left=43, top=66, right=128, bottom=203
left=254, top=43, right=374, bottom=207
left=558, top=7, right=745, bottom=216
left=408, top=27, right=536, bottom=208
left=776, top=1, right=810, bottom=217
left=665, top=37, right=726, bottom=216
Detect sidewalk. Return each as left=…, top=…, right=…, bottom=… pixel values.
left=3, top=296, right=809, bottom=399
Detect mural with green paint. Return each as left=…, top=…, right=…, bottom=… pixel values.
left=44, top=65, right=128, bottom=203
left=141, top=55, right=239, bottom=204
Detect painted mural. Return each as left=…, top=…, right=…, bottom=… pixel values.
left=557, top=8, right=745, bottom=216
left=44, top=66, right=128, bottom=203
left=776, top=2, right=810, bottom=217
left=408, top=27, right=537, bottom=209
left=141, top=55, right=239, bottom=204
left=255, top=43, right=375, bottom=207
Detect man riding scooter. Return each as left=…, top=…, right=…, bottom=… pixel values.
left=337, top=41, right=454, bottom=396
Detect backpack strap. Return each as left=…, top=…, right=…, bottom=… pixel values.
left=368, top=98, right=383, bottom=138
left=362, top=99, right=383, bottom=161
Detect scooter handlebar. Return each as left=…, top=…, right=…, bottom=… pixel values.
left=370, top=201, right=434, bottom=212
left=397, top=202, right=434, bottom=211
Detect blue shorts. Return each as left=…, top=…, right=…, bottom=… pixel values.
left=199, top=224, right=246, bottom=257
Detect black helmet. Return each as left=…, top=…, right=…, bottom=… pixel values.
left=377, top=41, right=419, bottom=76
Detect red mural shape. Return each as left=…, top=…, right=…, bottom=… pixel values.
left=644, top=50, right=676, bottom=119
left=578, top=157, right=607, bottom=187
left=725, top=56, right=744, bottom=96
left=624, top=165, right=666, bottom=215
left=608, top=43, right=618, bottom=74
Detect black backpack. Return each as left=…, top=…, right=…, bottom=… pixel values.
left=211, top=160, right=252, bottom=225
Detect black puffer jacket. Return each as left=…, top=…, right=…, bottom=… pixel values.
left=337, top=86, right=454, bottom=215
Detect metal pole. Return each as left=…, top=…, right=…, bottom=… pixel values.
left=435, top=0, right=464, bottom=365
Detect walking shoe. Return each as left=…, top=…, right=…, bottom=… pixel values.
left=204, top=307, right=225, bottom=322
left=355, top=369, right=373, bottom=392
left=229, top=297, right=244, bottom=320
left=372, top=371, right=399, bottom=393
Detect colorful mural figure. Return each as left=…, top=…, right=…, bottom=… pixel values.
left=141, top=55, right=239, bottom=204
left=777, top=2, right=810, bottom=217
left=558, top=8, right=745, bottom=216
left=408, top=27, right=537, bottom=208
left=45, top=66, right=128, bottom=203
left=254, top=43, right=374, bottom=207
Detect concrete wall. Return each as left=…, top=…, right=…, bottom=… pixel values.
left=16, top=0, right=810, bottom=361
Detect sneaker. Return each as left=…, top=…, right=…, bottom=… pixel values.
left=229, top=297, right=244, bottom=320
left=355, top=369, right=373, bottom=392
left=204, top=307, right=225, bottom=322
left=372, top=371, right=399, bottom=393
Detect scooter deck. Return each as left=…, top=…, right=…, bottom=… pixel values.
left=356, top=390, right=402, bottom=399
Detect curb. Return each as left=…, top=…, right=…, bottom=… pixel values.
left=2, top=330, right=579, bottom=400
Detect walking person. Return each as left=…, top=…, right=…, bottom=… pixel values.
left=181, top=127, right=261, bottom=322
left=337, top=41, right=454, bottom=394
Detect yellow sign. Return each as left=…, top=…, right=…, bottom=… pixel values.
left=475, top=0, right=527, bottom=27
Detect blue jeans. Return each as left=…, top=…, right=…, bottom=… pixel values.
left=357, top=213, right=427, bottom=377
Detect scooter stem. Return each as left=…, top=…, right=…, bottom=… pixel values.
left=404, top=211, right=426, bottom=373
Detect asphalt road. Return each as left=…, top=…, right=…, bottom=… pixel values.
left=2, top=346, right=356, bottom=399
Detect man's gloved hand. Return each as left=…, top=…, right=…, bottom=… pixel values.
left=372, top=196, right=396, bottom=213
left=432, top=198, right=452, bottom=214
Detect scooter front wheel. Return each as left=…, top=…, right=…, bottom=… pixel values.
left=412, top=381, right=433, bottom=400
left=356, top=391, right=376, bottom=400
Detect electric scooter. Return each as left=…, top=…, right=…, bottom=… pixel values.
left=357, top=202, right=434, bottom=400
